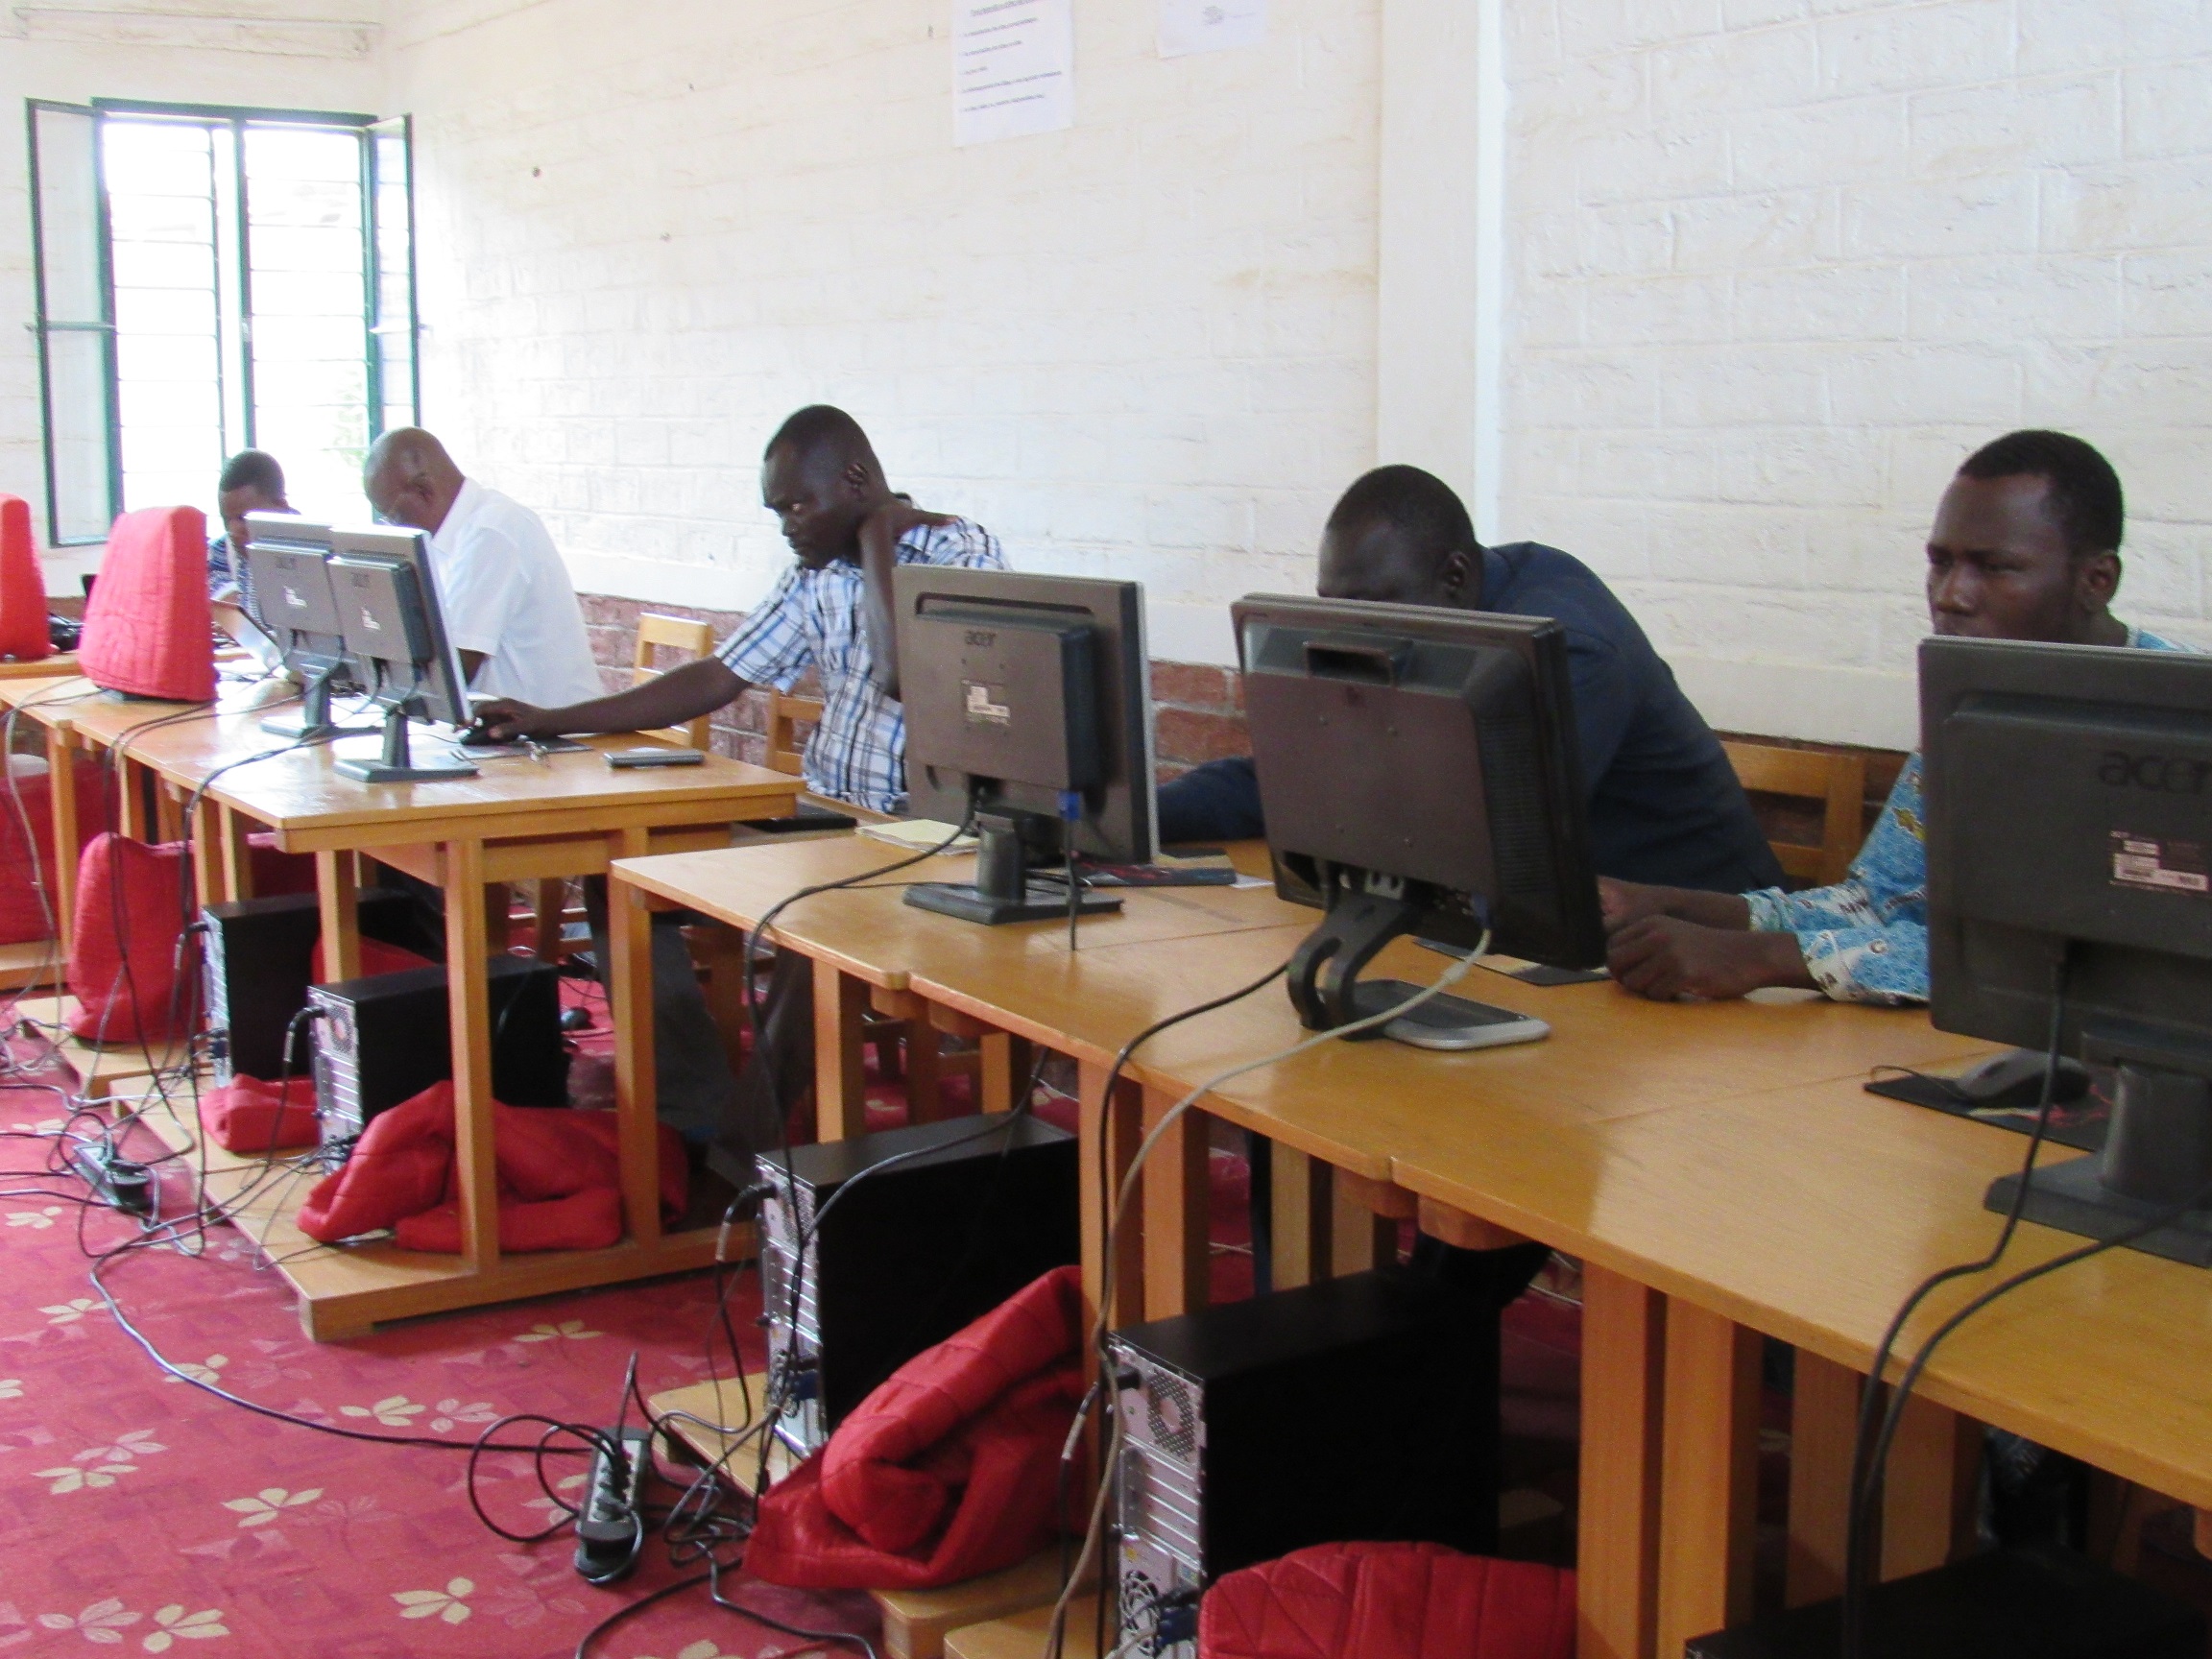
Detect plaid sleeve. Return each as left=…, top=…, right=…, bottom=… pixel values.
left=900, top=518, right=1008, bottom=571
left=714, top=565, right=814, bottom=690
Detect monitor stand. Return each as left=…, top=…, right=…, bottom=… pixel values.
left=904, top=812, right=1122, bottom=926
left=1984, top=1024, right=2212, bottom=1266
left=335, top=702, right=478, bottom=784
left=260, top=664, right=378, bottom=741
left=1289, top=887, right=1546, bottom=1049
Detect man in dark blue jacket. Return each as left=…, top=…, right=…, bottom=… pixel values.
left=1160, top=466, right=1782, bottom=895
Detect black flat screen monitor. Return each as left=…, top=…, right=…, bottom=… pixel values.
left=1923, top=635, right=2212, bottom=1264
left=896, top=566, right=1155, bottom=926
left=323, top=530, right=475, bottom=784
left=327, top=526, right=471, bottom=729
left=1236, top=594, right=1603, bottom=1046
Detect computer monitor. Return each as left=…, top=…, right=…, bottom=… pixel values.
left=326, top=526, right=471, bottom=728
left=323, top=530, right=476, bottom=784
left=1236, top=595, right=1604, bottom=1048
left=239, top=515, right=371, bottom=739
left=896, top=565, right=1156, bottom=926
left=1922, top=636, right=2212, bottom=1265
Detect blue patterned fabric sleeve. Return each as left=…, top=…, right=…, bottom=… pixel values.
left=1743, top=757, right=1930, bottom=1005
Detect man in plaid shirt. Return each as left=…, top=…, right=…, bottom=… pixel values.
left=478, top=407, right=1006, bottom=1166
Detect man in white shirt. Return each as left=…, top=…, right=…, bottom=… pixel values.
left=361, top=429, right=604, bottom=709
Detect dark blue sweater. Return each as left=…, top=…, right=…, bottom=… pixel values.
left=1159, top=543, right=1784, bottom=895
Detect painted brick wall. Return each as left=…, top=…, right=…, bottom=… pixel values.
left=1500, top=1, right=2212, bottom=748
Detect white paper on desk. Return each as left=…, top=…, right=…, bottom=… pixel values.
left=1159, top=0, right=1264, bottom=57
left=954, top=0, right=1073, bottom=147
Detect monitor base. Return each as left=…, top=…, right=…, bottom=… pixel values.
left=262, top=714, right=381, bottom=740
left=903, top=881, right=1122, bottom=926
left=1984, top=1157, right=2212, bottom=1267
left=334, top=756, right=479, bottom=784
left=1353, top=978, right=1550, bottom=1051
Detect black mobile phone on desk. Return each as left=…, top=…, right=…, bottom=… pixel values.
left=606, top=747, right=707, bottom=768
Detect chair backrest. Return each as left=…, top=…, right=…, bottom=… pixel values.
left=1721, top=738, right=1869, bottom=887
left=765, top=689, right=822, bottom=778
left=79, top=505, right=213, bottom=702
left=630, top=613, right=715, bottom=750
left=0, top=494, right=50, bottom=662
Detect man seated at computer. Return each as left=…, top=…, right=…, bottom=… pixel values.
left=362, top=428, right=605, bottom=710
left=208, top=448, right=294, bottom=662
left=1604, top=429, right=2189, bottom=1006
left=472, top=405, right=1008, bottom=1161
left=1159, top=465, right=1783, bottom=894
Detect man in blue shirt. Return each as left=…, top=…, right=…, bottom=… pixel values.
left=1605, top=429, right=2186, bottom=1003
left=1160, top=466, right=1783, bottom=895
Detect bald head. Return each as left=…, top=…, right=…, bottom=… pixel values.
left=364, top=427, right=467, bottom=534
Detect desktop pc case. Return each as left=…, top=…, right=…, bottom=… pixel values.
left=1107, top=1268, right=1499, bottom=1658
left=201, top=888, right=424, bottom=1085
left=309, top=958, right=566, bottom=1163
left=755, top=1114, right=1079, bottom=1458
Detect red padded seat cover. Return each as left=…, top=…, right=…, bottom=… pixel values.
left=1199, top=1542, right=1575, bottom=1659
left=200, top=1075, right=320, bottom=1154
left=0, top=764, right=108, bottom=946
left=79, top=506, right=214, bottom=702
left=0, top=494, right=50, bottom=661
left=746, top=1264, right=1086, bottom=1591
left=294, top=1082, right=688, bottom=1253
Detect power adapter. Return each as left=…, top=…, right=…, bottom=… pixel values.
left=70, top=1144, right=153, bottom=1216
left=572, top=1426, right=652, bottom=1583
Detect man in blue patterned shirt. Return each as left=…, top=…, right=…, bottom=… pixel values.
left=1605, top=430, right=2189, bottom=1006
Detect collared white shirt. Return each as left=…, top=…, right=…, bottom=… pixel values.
left=715, top=518, right=1006, bottom=812
left=427, top=478, right=605, bottom=709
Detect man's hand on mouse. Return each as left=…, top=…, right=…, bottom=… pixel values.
left=468, top=698, right=553, bottom=741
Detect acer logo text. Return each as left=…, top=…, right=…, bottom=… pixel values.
left=2101, top=752, right=2212, bottom=794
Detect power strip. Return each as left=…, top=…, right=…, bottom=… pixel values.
left=572, top=1426, right=652, bottom=1583
left=69, top=1144, right=153, bottom=1216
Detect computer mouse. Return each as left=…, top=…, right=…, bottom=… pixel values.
left=458, top=723, right=505, bottom=747
left=1949, top=1048, right=2091, bottom=1109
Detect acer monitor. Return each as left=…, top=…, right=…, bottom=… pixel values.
left=1236, top=594, right=1604, bottom=1049
left=895, top=566, right=1154, bottom=926
left=238, top=514, right=372, bottom=739
left=323, top=529, right=476, bottom=784
left=1922, top=636, right=2212, bottom=1264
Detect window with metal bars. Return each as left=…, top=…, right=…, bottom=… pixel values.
left=25, top=99, right=417, bottom=546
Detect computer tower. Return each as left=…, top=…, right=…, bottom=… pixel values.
left=309, top=958, right=566, bottom=1163
left=1107, top=1268, right=1500, bottom=1657
left=756, top=1113, right=1080, bottom=1457
left=201, top=888, right=420, bottom=1085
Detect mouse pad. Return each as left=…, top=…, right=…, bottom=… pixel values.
left=1863, top=1071, right=2108, bottom=1152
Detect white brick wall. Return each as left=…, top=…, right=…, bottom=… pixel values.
left=1503, top=0, right=2212, bottom=747
left=381, top=0, right=1382, bottom=666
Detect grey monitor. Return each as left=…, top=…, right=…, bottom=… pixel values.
left=324, top=546, right=475, bottom=784
left=1923, top=635, right=2212, bottom=1263
left=238, top=514, right=368, bottom=739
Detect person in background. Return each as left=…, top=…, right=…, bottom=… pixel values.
left=473, top=406, right=1008, bottom=1175
left=1604, top=429, right=2190, bottom=1006
left=1159, top=466, right=1783, bottom=895
left=362, top=428, right=605, bottom=710
left=207, top=450, right=291, bottom=660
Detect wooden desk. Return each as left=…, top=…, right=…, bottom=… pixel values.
left=0, top=653, right=79, bottom=681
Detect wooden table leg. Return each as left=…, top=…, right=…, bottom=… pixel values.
left=979, top=1030, right=1033, bottom=1114
left=215, top=804, right=254, bottom=902
left=1329, top=1168, right=1397, bottom=1275
left=813, top=958, right=868, bottom=1142
left=445, top=840, right=499, bottom=1274
left=189, top=790, right=222, bottom=911
left=1879, top=1393, right=1980, bottom=1580
left=1269, top=1142, right=1331, bottom=1290
left=1655, top=1300, right=1760, bottom=1657
left=156, top=778, right=184, bottom=843
left=116, top=756, right=149, bottom=841
left=2195, top=1508, right=2210, bottom=1558
left=1141, top=1086, right=1209, bottom=1320
left=1578, top=1265, right=1665, bottom=1659
left=47, top=727, right=80, bottom=956
left=1076, top=1058, right=1144, bottom=1332
left=315, top=851, right=361, bottom=982
left=1786, top=1350, right=1860, bottom=1608
left=695, top=921, right=752, bottom=1085
left=609, top=850, right=661, bottom=1249
left=903, top=1021, right=946, bottom=1123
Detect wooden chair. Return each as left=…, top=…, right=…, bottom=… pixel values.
left=1721, top=738, right=1869, bottom=888
left=764, top=689, right=822, bottom=776
left=634, top=613, right=718, bottom=751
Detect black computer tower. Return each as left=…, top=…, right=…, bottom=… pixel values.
left=756, top=1113, right=1080, bottom=1457
left=1685, top=1545, right=2204, bottom=1659
left=309, top=958, right=566, bottom=1162
left=201, top=888, right=421, bottom=1085
left=1107, top=1268, right=1500, bottom=1657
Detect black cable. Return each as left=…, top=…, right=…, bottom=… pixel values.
left=1841, top=960, right=2069, bottom=1658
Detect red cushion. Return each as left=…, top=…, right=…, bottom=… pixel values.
left=294, top=1082, right=688, bottom=1251
left=79, top=506, right=214, bottom=702
left=200, top=1075, right=320, bottom=1154
left=67, top=834, right=191, bottom=1045
left=0, top=764, right=108, bottom=946
left=1199, top=1543, right=1576, bottom=1659
left=746, top=1264, right=1086, bottom=1591
left=0, top=494, right=50, bottom=661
